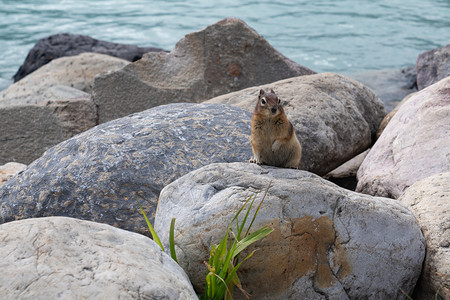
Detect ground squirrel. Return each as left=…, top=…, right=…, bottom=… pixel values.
left=250, top=89, right=302, bottom=168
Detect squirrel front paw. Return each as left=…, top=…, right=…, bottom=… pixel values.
left=272, top=140, right=282, bottom=152
left=249, top=157, right=262, bottom=164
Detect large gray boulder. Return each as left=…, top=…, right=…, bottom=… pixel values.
left=0, top=103, right=252, bottom=234
left=416, top=44, right=450, bottom=90
left=207, top=73, right=385, bottom=176
left=398, top=173, right=450, bottom=299
left=0, top=216, right=197, bottom=299
left=93, top=17, right=315, bottom=124
left=154, top=162, right=425, bottom=299
left=1, top=52, right=130, bottom=105
left=356, top=76, right=450, bottom=198
left=0, top=86, right=96, bottom=164
left=13, top=33, right=165, bottom=82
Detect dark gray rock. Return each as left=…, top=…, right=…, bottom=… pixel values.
left=416, top=44, right=450, bottom=90
left=13, top=33, right=166, bottom=82
left=0, top=103, right=252, bottom=234
left=93, top=17, right=315, bottom=124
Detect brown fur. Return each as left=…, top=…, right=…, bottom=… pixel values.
left=250, top=89, right=302, bottom=168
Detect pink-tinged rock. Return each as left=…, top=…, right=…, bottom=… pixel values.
left=398, top=172, right=450, bottom=299
left=356, top=77, right=450, bottom=198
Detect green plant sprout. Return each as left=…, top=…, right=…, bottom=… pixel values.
left=137, top=200, right=178, bottom=263
left=138, top=182, right=273, bottom=300
left=203, top=182, right=274, bottom=300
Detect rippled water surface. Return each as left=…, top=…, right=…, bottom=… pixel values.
left=0, top=0, right=449, bottom=88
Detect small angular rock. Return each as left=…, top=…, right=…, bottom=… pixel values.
left=416, top=44, right=450, bottom=90
left=0, top=87, right=96, bottom=164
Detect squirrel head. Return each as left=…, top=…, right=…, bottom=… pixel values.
left=255, top=89, right=283, bottom=117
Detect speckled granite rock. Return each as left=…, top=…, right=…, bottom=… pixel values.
left=0, top=86, right=96, bottom=165
left=13, top=33, right=165, bottom=82
left=356, top=77, right=450, bottom=198
left=155, top=162, right=425, bottom=299
left=398, top=173, right=450, bottom=300
left=0, top=103, right=252, bottom=234
left=93, top=17, right=315, bottom=123
left=206, top=73, right=385, bottom=176
left=0, top=217, right=197, bottom=299
left=416, top=44, right=450, bottom=90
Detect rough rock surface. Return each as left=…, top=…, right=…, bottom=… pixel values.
left=356, top=77, right=450, bottom=198
left=0, top=216, right=197, bottom=299
left=0, top=103, right=252, bottom=234
left=0, top=86, right=96, bottom=164
left=398, top=173, right=450, bottom=300
left=207, top=73, right=385, bottom=176
left=93, top=17, right=315, bottom=124
left=0, top=162, right=27, bottom=187
left=154, top=162, right=425, bottom=299
left=13, top=33, right=165, bottom=82
left=416, top=44, right=450, bottom=90
left=351, top=66, right=417, bottom=112
left=1, top=53, right=129, bottom=105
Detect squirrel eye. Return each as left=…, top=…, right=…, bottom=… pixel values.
left=277, top=98, right=281, bottom=104
left=261, top=97, right=266, bottom=105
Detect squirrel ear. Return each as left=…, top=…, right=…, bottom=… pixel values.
left=270, top=89, right=275, bottom=94
left=259, top=89, right=265, bottom=96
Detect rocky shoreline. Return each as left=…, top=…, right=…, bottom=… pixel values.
left=0, top=17, right=449, bottom=299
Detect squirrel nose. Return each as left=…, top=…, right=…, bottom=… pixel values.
left=271, top=107, right=277, bottom=114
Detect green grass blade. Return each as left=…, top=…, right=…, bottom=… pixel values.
left=137, top=201, right=164, bottom=252
left=225, top=253, right=251, bottom=286
left=237, top=195, right=255, bottom=240
left=245, top=181, right=272, bottom=237
left=399, top=289, right=414, bottom=300
left=206, top=272, right=213, bottom=299
left=233, top=225, right=273, bottom=258
left=212, top=272, right=231, bottom=300
left=169, top=217, right=178, bottom=263
left=218, top=239, right=237, bottom=280
left=231, top=193, right=254, bottom=222
left=214, top=231, right=229, bottom=271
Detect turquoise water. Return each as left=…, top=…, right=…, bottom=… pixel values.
left=1, top=0, right=449, bottom=89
